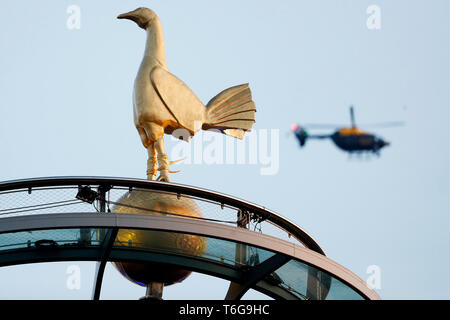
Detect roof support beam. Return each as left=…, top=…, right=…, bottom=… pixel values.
left=91, top=228, right=118, bottom=300
left=225, top=253, right=290, bottom=300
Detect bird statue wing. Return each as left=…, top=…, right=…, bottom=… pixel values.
left=151, top=66, right=205, bottom=134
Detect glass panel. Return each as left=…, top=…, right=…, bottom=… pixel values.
left=0, top=227, right=365, bottom=300
left=0, top=228, right=107, bottom=251
left=265, top=259, right=364, bottom=300
left=325, top=277, right=365, bottom=300
left=113, top=228, right=275, bottom=267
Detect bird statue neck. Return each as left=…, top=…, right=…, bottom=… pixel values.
left=142, top=17, right=167, bottom=69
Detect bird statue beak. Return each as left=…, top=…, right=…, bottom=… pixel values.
left=117, top=11, right=137, bottom=21
left=117, top=9, right=149, bottom=29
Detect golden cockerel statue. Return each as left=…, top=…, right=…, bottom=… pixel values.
left=118, top=8, right=257, bottom=181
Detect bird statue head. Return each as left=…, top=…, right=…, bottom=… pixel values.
left=117, top=7, right=157, bottom=29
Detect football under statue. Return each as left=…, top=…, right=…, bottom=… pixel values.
left=118, top=7, right=257, bottom=182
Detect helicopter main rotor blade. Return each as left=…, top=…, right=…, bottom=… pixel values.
left=301, top=124, right=346, bottom=129
left=350, top=105, right=356, bottom=128
left=359, top=121, right=405, bottom=129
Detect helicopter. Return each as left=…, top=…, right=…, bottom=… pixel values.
left=291, top=106, right=403, bottom=156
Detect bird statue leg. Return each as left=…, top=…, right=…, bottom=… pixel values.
left=146, top=143, right=157, bottom=180
left=155, top=136, right=170, bottom=182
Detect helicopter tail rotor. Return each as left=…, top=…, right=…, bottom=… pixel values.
left=291, top=124, right=308, bottom=147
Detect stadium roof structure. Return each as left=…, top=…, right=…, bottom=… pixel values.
left=0, top=177, right=380, bottom=300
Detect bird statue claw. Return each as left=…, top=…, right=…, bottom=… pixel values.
left=157, top=176, right=169, bottom=182
left=148, top=157, right=184, bottom=182
left=157, top=171, right=170, bottom=182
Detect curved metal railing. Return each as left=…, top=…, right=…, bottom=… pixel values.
left=0, top=176, right=325, bottom=255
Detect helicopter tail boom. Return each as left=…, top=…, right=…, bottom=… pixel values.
left=291, top=124, right=330, bottom=147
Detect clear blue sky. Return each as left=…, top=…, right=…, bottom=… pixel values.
left=0, top=0, right=449, bottom=299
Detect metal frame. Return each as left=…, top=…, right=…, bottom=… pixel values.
left=0, top=212, right=380, bottom=300
left=0, top=176, right=325, bottom=255
left=225, top=253, right=291, bottom=300
left=92, top=228, right=118, bottom=300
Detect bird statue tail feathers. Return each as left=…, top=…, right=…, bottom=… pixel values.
left=203, top=84, right=256, bottom=139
